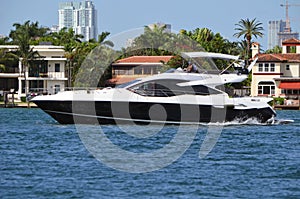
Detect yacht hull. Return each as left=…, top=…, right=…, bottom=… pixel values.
left=33, top=100, right=275, bottom=125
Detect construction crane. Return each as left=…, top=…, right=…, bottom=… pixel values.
left=280, top=0, right=300, bottom=33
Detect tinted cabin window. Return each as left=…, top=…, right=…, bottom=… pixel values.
left=128, top=79, right=221, bottom=97
left=129, top=79, right=182, bottom=97
left=192, top=85, right=221, bottom=95
left=154, top=83, right=175, bottom=97
left=129, top=82, right=174, bottom=97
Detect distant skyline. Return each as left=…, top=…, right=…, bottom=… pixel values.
left=1, top=0, right=300, bottom=50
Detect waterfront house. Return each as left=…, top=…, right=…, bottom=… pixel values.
left=0, top=45, right=67, bottom=100
left=107, top=55, right=173, bottom=86
left=251, top=39, right=300, bottom=109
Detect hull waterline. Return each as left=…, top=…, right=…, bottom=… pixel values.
left=33, top=100, right=276, bottom=125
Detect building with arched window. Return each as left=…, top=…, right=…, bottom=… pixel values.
left=251, top=39, right=300, bottom=109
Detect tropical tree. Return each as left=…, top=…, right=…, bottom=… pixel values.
left=233, top=18, right=264, bottom=61
left=90, top=31, right=114, bottom=48
left=265, top=45, right=282, bottom=54
left=0, top=48, right=19, bottom=73
left=0, top=37, right=10, bottom=45
left=47, top=28, right=84, bottom=86
left=180, top=28, right=240, bottom=70
left=131, top=24, right=172, bottom=56
left=9, top=20, right=49, bottom=45
left=181, top=28, right=239, bottom=54
left=186, top=28, right=214, bottom=47
left=74, top=45, right=119, bottom=87
left=236, top=40, right=248, bottom=59
left=10, top=23, right=40, bottom=99
left=66, top=31, right=115, bottom=86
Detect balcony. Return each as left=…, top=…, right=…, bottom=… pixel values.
left=47, top=72, right=65, bottom=79
left=27, top=72, right=65, bottom=79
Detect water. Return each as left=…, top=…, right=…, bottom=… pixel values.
left=0, top=108, right=299, bottom=198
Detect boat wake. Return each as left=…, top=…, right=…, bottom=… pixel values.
left=202, top=117, right=294, bottom=126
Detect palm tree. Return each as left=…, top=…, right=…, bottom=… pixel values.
left=265, top=45, right=282, bottom=54
left=50, top=28, right=83, bottom=87
left=132, top=24, right=172, bottom=55
left=233, top=18, right=264, bottom=61
left=0, top=48, right=19, bottom=73
left=11, top=24, right=40, bottom=100
left=237, top=40, right=248, bottom=59
left=97, top=32, right=114, bottom=47
left=10, top=20, right=49, bottom=45
left=190, top=28, right=214, bottom=44
left=0, top=37, right=10, bottom=45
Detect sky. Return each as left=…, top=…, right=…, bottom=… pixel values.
left=1, top=0, right=300, bottom=50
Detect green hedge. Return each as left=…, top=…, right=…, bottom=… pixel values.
left=21, top=96, right=27, bottom=102
left=273, top=97, right=284, bottom=105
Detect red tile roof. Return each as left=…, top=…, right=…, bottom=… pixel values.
left=114, top=56, right=173, bottom=64
left=282, top=38, right=300, bottom=45
left=255, top=53, right=300, bottom=63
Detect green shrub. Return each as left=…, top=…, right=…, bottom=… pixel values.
left=273, top=97, right=284, bottom=105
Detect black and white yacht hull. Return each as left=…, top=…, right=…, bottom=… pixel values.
left=33, top=100, right=275, bottom=125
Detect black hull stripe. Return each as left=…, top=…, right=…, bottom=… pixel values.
left=44, top=109, right=201, bottom=125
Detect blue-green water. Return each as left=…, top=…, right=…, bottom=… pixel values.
left=0, top=108, right=299, bottom=198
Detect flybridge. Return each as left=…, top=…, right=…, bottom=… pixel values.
left=181, top=51, right=258, bottom=75
left=181, top=52, right=239, bottom=60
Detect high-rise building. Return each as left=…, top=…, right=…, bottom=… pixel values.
left=268, top=20, right=286, bottom=49
left=268, top=20, right=299, bottom=49
left=58, top=0, right=98, bottom=41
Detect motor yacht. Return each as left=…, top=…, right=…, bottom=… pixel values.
left=31, top=52, right=276, bottom=124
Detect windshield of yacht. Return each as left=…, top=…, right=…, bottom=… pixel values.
left=116, top=79, right=142, bottom=88
left=181, top=52, right=239, bottom=74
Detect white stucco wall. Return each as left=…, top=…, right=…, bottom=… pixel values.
left=280, top=63, right=300, bottom=77
left=251, top=63, right=281, bottom=97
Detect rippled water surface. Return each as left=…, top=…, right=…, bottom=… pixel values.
left=0, top=108, right=299, bottom=198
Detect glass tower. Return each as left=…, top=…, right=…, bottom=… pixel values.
left=268, top=20, right=286, bottom=49
left=58, top=0, right=98, bottom=41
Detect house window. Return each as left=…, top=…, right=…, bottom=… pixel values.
left=286, top=65, right=290, bottom=70
left=258, top=63, right=263, bottom=72
left=152, top=66, right=158, bottom=74
left=54, top=85, right=60, bottom=94
left=292, top=90, right=299, bottom=95
left=134, top=67, right=143, bottom=75
left=258, top=81, right=275, bottom=95
left=258, top=63, right=276, bottom=72
left=270, top=63, right=275, bottom=72
left=264, top=63, right=269, bottom=72
left=271, top=86, right=275, bottom=95
left=282, top=89, right=300, bottom=95
left=55, top=63, right=60, bottom=72
left=258, top=86, right=262, bottom=94
left=143, top=67, right=152, bottom=74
